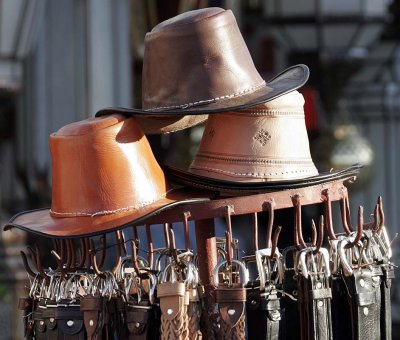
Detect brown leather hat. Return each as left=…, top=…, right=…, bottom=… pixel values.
left=4, top=115, right=209, bottom=238
left=96, top=7, right=309, bottom=134
left=163, top=91, right=362, bottom=192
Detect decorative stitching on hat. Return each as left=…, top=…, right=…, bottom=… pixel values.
left=144, top=81, right=266, bottom=111
left=225, top=110, right=304, bottom=117
left=190, top=165, right=317, bottom=178
left=195, top=153, right=315, bottom=165
left=50, top=192, right=169, bottom=217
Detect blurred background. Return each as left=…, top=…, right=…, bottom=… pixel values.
left=1, top=0, right=400, bottom=338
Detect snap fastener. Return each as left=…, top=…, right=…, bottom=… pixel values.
left=363, top=307, right=369, bottom=316
left=228, top=309, right=236, bottom=316
left=89, top=320, right=94, bottom=326
left=67, top=320, right=74, bottom=327
left=167, top=308, right=173, bottom=315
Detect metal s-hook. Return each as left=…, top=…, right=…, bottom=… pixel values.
left=90, top=239, right=106, bottom=279
left=312, top=216, right=324, bottom=255
left=345, top=206, right=364, bottom=249
left=224, top=205, right=235, bottom=266
left=292, top=194, right=307, bottom=249
left=183, top=211, right=191, bottom=251
left=264, top=199, right=276, bottom=248
left=20, top=250, right=37, bottom=278
left=374, top=196, right=384, bottom=234
left=252, top=212, right=259, bottom=252
left=130, top=240, right=141, bottom=276
left=340, top=195, right=353, bottom=234
left=145, top=224, right=154, bottom=270
left=323, top=190, right=337, bottom=240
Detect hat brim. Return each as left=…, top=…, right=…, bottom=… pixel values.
left=96, top=64, right=309, bottom=134
left=162, top=164, right=362, bottom=194
left=3, top=188, right=211, bottom=238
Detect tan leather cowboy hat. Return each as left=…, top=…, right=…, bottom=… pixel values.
left=4, top=115, right=209, bottom=238
left=96, top=7, right=309, bottom=134
left=163, top=91, right=362, bottom=193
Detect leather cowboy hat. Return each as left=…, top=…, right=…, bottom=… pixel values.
left=4, top=115, right=210, bottom=238
left=162, top=90, right=362, bottom=193
left=96, top=7, right=309, bottom=134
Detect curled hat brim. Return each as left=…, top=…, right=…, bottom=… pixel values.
left=96, top=64, right=309, bottom=134
left=3, top=188, right=211, bottom=238
left=162, top=164, right=363, bottom=194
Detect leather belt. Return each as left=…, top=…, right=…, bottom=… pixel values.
left=80, top=295, right=104, bottom=340
left=246, top=282, right=281, bottom=340
left=215, top=283, right=246, bottom=340
left=381, top=263, right=395, bottom=340
left=297, top=273, right=333, bottom=340
left=125, top=299, right=161, bottom=340
left=345, top=267, right=381, bottom=340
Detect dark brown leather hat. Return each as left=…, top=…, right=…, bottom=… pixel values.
left=4, top=115, right=209, bottom=238
left=96, top=7, right=309, bottom=134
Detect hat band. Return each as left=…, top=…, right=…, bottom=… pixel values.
left=50, top=191, right=169, bottom=218
left=189, top=165, right=317, bottom=178
left=193, top=154, right=315, bottom=166
left=144, top=81, right=266, bottom=111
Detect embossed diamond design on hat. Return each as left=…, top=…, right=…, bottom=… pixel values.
left=254, top=129, right=271, bottom=146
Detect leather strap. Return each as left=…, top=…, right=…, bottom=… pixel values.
left=18, top=297, right=34, bottom=339
left=33, top=308, right=46, bottom=340
left=246, top=283, right=281, bottom=340
left=55, top=304, right=85, bottom=340
left=126, top=299, right=161, bottom=340
left=331, top=275, right=352, bottom=340
left=305, top=274, right=333, bottom=340
left=158, top=282, right=189, bottom=340
left=199, top=285, right=218, bottom=340
left=381, top=263, right=394, bottom=340
left=80, top=295, right=104, bottom=340
left=215, top=283, right=246, bottom=340
left=188, top=287, right=203, bottom=340
left=345, top=267, right=381, bottom=340
left=280, top=269, right=300, bottom=339
left=42, top=306, right=58, bottom=338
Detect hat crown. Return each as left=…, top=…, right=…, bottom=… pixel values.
left=142, top=7, right=265, bottom=111
left=189, top=91, right=319, bottom=182
left=50, top=115, right=168, bottom=217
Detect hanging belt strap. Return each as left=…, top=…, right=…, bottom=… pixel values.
left=41, top=305, right=58, bottom=338
left=246, top=283, right=281, bottom=340
left=187, top=286, right=203, bottom=340
left=126, top=299, right=160, bottom=340
left=381, top=263, right=395, bottom=340
left=331, top=275, right=352, bottom=340
left=33, top=305, right=46, bottom=340
left=55, top=303, right=85, bottom=340
left=304, top=273, right=333, bottom=340
left=345, top=267, right=381, bottom=340
left=158, top=281, right=189, bottom=340
left=215, top=283, right=246, bottom=340
left=80, top=295, right=104, bottom=340
left=281, top=269, right=300, bottom=340
left=18, top=297, right=34, bottom=339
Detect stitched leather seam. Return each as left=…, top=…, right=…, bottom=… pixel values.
left=224, top=110, right=304, bottom=117
left=145, top=81, right=266, bottom=111
left=194, top=153, right=315, bottom=165
left=50, top=191, right=170, bottom=217
left=190, top=165, right=316, bottom=177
